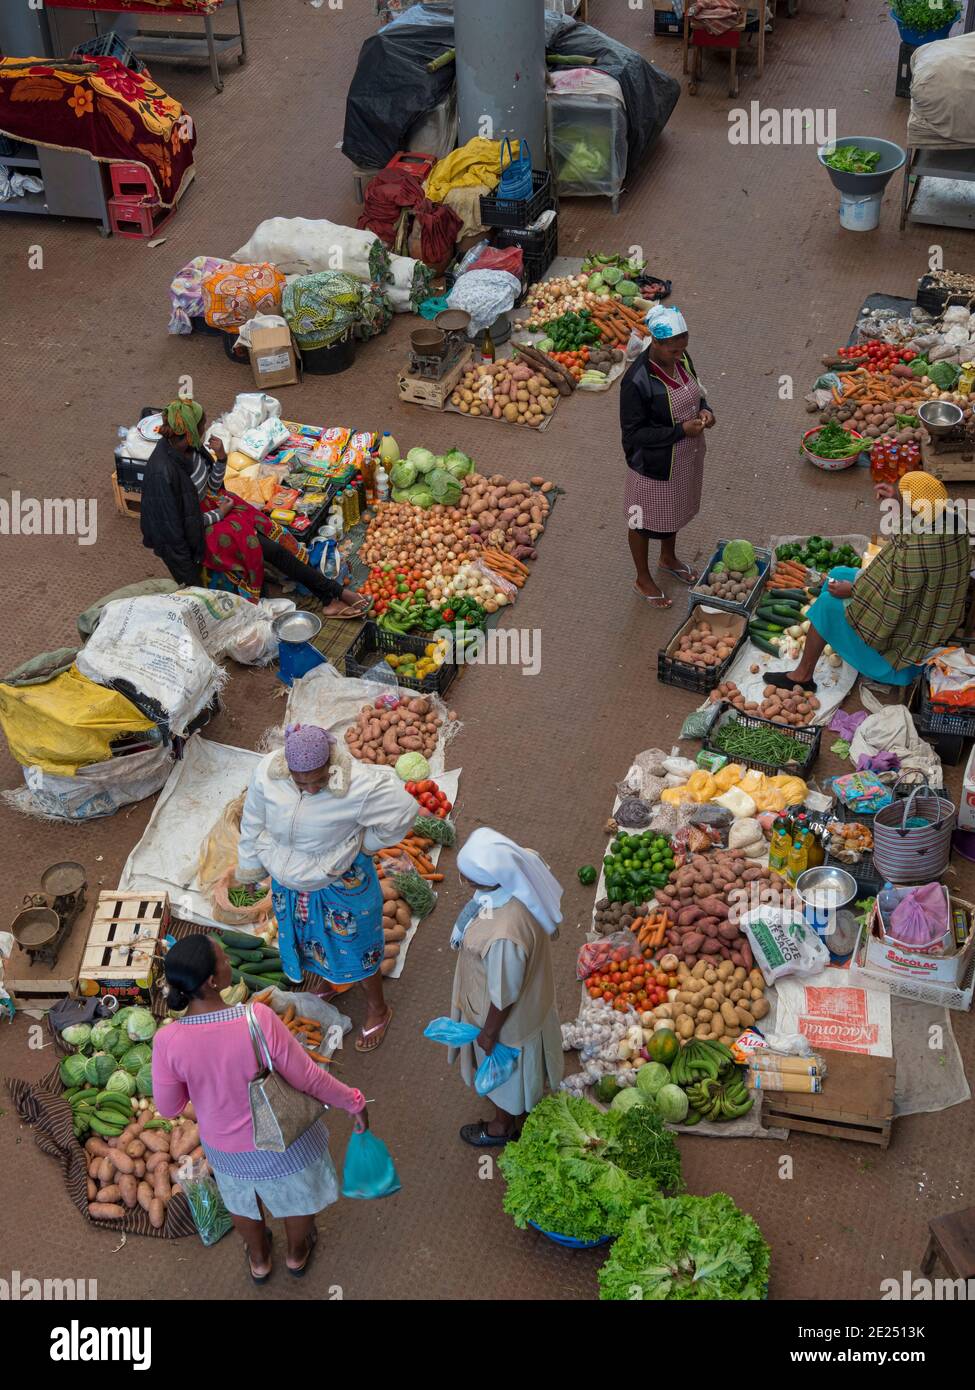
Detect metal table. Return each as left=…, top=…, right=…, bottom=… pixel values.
left=900, top=145, right=975, bottom=230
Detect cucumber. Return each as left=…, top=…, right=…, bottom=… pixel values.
left=231, top=949, right=266, bottom=964
left=212, top=929, right=265, bottom=952
left=771, top=602, right=805, bottom=618
left=749, top=634, right=782, bottom=656
left=750, top=620, right=784, bottom=635
left=767, top=588, right=809, bottom=603
left=241, top=970, right=285, bottom=992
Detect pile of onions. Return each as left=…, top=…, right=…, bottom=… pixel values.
left=515, top=274, right=600, bottom=332
left=359, top=501, right=476, bottom=597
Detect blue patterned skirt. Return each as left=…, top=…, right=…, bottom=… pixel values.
left=272, top=851, right=385, bottom=985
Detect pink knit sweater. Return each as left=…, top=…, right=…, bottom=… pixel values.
left=152, top=1003, right=365, bottom=1153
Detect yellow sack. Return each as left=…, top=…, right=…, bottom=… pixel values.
left=772, top=774, right=808, bottom=804
left=0, top=665, right=154, bottom=775
left=425, top=137, right=517, bottom=203
left=685, top=769, right=718, bottom=803
left=661, top=783, right=695, bottom=805
left=713, top=763, right=744, bottom=793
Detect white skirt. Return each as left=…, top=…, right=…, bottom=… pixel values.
left=211, top=1148, right=340, bottom=1220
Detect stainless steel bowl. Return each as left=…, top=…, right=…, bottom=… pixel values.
left=795, top=865, right=858, bottom=909
left=918, top=400, right=963, bottom=436
left=272, top=610, right=322, bottom=644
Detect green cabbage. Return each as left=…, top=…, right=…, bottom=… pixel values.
left=61, top=1023, right=92, bottom=1049
left=105, top=1069, right=137, bottom=1097
left=616, top=280, right=639, bottom=299
left=395, top=752, right=430, bottom=781
left=406, top=447, right=438, bottom=475
left=60, top=1054, right=89, bottom=1088
left=610, top=1086, right=645, bottom=1113
left=390, top=460, right=416, bottom=489
left=108, top=1030, right=132, bottom=1059
left=635, top=1062, right=670, bottom=1101
left=655, top=1084, right=689, bottom=1124
left=598, top=1194, right=770, bottom=1300
left=722, top=539, right=756, bottom=572
left=124, top=1007, right=156, bottom=1042
left=122, top=1043, right=153, bottom=1075
left=406, top=484, right=434, bottom=509
left=113, top=1007, right=137, bottom=1031
left=135, top=1063, right=154, bottom=1097
left=442, top=448, right=473, bottom=480
left=391, top=488, right=412, bottom=503
left=90, top=1018, right=118, bottom=1050
left=84, top=1052, right=117, bottom=1087
left=928, top=360, right=960, bottom=390
left=427, top=468, right=463, bottom=506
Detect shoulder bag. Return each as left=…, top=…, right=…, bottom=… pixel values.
left=245, top=1004, right=324, bottom=1152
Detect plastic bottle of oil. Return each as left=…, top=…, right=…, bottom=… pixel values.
left=768, top=818, right=793, bottom=874
left=786, top=829, right=809, bottom=885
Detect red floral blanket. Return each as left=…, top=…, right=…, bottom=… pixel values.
left=45, top=1, right=222, bottom=13
left=0, top=56, right=195, bottom=207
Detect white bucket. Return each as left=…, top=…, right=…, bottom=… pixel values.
left=839, top=191, right=883, bottom=231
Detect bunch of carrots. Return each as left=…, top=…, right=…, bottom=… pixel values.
left=768, top=559, right=811, bottom=591
left=252, top=994, right=338, bottom=1066
left=481, top=546, right=529, bottom=587
left=376, top=830, right=444, bottom=881
left=589, top=300, right=646, bottom=346
left=632, top=908, right=670, bottom=950
left=834, top=369, right=922, bottom=404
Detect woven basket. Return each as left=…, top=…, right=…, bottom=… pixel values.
left=872, top=781, right=956, bottom=884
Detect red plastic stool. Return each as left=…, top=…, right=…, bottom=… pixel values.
left=108, top=195, right=170, bottom=239
left=384, top=150, right=437, bottom=184
left=109, top=161, right=156, bottom=201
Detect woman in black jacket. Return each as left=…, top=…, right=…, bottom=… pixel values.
left=140, top=399, right=369, bottom=616
left=619, top=307, right=715, bottom=609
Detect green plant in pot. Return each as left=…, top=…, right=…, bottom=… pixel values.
left=889, top=0, right=961, bottom=41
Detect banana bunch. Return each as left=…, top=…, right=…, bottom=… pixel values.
left=670, top=1038, right=737, bottom=1087
left=685, top=1074, right=753, bottom=1122
left=66, top=1086, right=134, bottom=1140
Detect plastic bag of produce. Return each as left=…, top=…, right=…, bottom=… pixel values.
left=179, top=1159, right=234, bottom=1246
left=739, top=906, right=830, bottom=985
left=422, top=1017, right=520, bottom=1094
left=211, top=867, right=272, bottom=927
left=341, top=1129, right=401, bottom=1200
left=260, top=989, right=351, bottom=1057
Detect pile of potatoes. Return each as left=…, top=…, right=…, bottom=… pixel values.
left=593, top=898, right=651, bottom=936
left=670, top=620, right=740, bottom=669
left=451, top=360, right=560, bottom=427
left=820, top=400, right=927, bottom=444
left=695, top=570, right=759, bottom=604
left=380, top=880, right=413, bottom=977
left=709, top=680, right=820, bottom=727
left=458, top=471, right=551, bottom=558
left=648, top=953, right=769, bottom=1043
left=652, top=850, right=792, bottom=968
left=84, top=1106, right=202, bottom=1228
left=345, top=695, right=443, bottom=765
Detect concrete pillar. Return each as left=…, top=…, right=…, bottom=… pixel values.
left=454, top=0, right=547, bottom=166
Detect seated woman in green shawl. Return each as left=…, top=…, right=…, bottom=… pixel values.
left=768, top=472, right=970, bottom=693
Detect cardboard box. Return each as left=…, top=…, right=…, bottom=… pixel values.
left=865, top=891, right=974, bottom=986
left=664, top=604, right=746, bottom=660
left=248, top=325, right=299, bottom=389
left=958, top=744, right=975, bottom=831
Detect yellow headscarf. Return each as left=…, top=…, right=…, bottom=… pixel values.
left=898, top=470, right=948, bottom=512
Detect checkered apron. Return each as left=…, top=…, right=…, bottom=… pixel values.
left=624, top=360, right=706, bottom=535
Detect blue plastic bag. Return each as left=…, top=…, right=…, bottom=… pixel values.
left=341, top=1129, right=401, bottom=1200
left=423, top=1017, right=520, bottom=1096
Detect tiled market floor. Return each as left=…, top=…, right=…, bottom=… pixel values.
left=0, top=0, right=971, bottom=1301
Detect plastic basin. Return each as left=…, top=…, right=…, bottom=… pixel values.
left=527, top=1222, right=612, bottom=1249
left=890, top=10, right=957, bottom=45
left=802, top=426, right=864, bottom=472
left=817, top=137, right=906, bottom=195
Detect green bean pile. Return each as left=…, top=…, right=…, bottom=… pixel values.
left=712, top=717, right=811, bottom=767
left=228, top=886, right=268, bottom=908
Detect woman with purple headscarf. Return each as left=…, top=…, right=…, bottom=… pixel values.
left=233, top=722, right=416, bottom=1051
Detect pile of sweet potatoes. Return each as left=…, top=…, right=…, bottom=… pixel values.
left=85, top=1108, right=202, bottom=1229
left=381, top=879, right=412, bottom=976
left=344, top=695, right=442, bottom=765
left=652, top=850, right=791, bottom=969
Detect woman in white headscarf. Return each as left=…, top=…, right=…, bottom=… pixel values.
left=619, top=304, right=715, bottom=609
left=448, top=828, right=564, bottom=1147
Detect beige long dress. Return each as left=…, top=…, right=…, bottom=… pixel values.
left=448, top=898, right=563, bottom=1113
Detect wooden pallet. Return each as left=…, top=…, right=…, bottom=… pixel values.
left=397, top=345, right=473, bottom=410
left=77, top=891, right=169, bottom=999
left=112, top=472, right=142, bottom=517
left=759, top=1048, right=896, bottom=1148
left=4, top=927, right=86, bottom=1012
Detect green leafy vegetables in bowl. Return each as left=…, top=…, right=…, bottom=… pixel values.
left=806, top=421, right=872, bottom=459
left=823, top=145, right=881, bottom=174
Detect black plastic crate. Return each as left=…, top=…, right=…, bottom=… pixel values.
left=657, top=607, right=747, bottom=694
left=190, top=314, right=223, bottom=337
left=653, top=9, right=682, bottom=35
left=825, top=846, right=882, bottom=898
left=688, top=539, right=772, bottom=616
left=496, top=217, right=558, bottom=284
left=480, top=169, right=554, bottom=231
left=895, top=40, right=917, bottom=99
left=703, top=705, right=821, bottom=776
left=72, top=30, right=147, bottom=73
left=914, top=677, right=975, bottom=740
left=916, top=273, right=975, bottom=317
left=115, top=454, right=148, bottom=492
left=344, top=620, right=457, bottom=696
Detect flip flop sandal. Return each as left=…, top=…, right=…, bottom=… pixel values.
left=247, top=1232, right=272, bottom=1286
left=459, top=1121, right=515, bottom=1148
left=325, top=604, right=370, bottom=622
left=632, top=584, right=672, bottom=610
left=659, top=562, right=699, bottom=586
left=287, top=1228, right=319, bottom=1279
left=765, top=671, right=817, bottom=693
left=355, top=1005, right=393, bottom=1052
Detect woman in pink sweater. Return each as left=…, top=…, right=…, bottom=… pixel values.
left=152, top=934, right=366, bottom=1283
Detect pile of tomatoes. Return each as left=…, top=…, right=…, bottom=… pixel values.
left=548, top=347, right=590, bottom=381
left=585, top=944, right=678, bottom=1013
left=405, top=779, right=452, bottom=819
left=361, top=565, right=424, bottom=617
left=836, top=341, right=918, bottom=375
